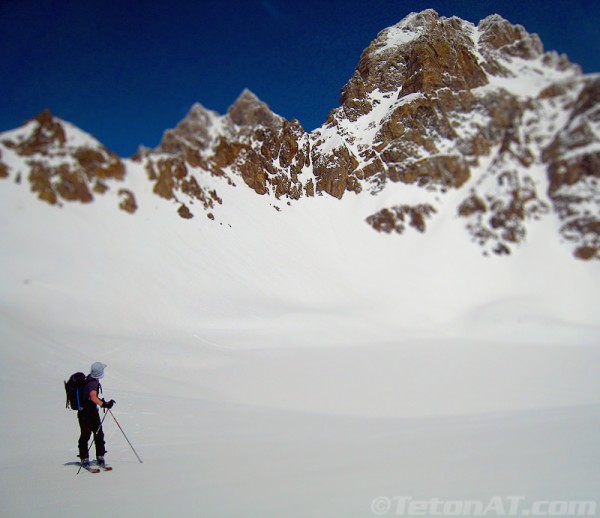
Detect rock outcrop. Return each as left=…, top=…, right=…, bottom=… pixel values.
left=0, top=110, right=133, bottom=212
left=367, top=204, right=437, bottom=234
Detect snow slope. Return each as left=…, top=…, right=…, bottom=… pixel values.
left=0, top=151, right=599, bottom=517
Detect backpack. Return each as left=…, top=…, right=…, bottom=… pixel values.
left=64, top=372, right=88, bottom=410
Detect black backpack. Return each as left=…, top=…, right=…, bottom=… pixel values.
left=64, top=372, right=88, bottom=410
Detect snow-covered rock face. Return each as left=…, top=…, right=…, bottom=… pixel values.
left=321, top=10, right=597, bottom=258
left=0, top=110, right=134, bottom=212
left=0, top=10, right=598, bottom=259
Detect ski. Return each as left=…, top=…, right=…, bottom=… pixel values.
left=81, top=465, right=101, bottom=474
left=100, top=465, right=113, bottom=471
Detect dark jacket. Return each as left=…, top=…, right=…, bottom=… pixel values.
left=80, top=377, right=102, bottom=411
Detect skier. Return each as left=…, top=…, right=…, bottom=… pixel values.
left=77, top=362, right=115, bottom=470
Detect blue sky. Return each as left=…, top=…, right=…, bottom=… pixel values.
left=1, top=0, right=599, bottom=156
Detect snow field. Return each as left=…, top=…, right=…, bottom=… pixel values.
left=0, top=154, right=599, bottom=516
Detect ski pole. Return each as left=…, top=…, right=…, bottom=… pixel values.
left=77, top=411, right=109, bottom=475
left=109, top=409, right=143, bottom=463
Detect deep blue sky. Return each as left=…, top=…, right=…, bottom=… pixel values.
left=1, top=0, right=599, bottom=156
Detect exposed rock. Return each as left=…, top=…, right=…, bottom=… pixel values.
left=560, top=215, right=600, bottom=260
left=227, top=89, right=283, bottom=131
left=74, top=147, right=125, bottom=180
left=28, top=162, right=59, bottom=205
left=477, top=14, right=543, bottom=60
left=400, top=31, right=487, bottom=96
left=178, top=203, right=193, bottom=219
left=459, top=168, right=551, bottom=255
left=93, top=180, right=109, bottom=194
left=575, top=246, right=598, bottom=260
left=541, top=76, right=600, bottom=259
left=340, top=9, right=487, bottom=123
left=367, top=204, right=437, bottom=234
left=157, top=103, right=218, bottom=158
left=312, top=144, right=360, bottom=199
left=195, top=109, right=310, bottom=200
left=146, top=154, right=221, bottom=213
left=0, top=10, right=597, bottom=261
left=458, top=193, right=487, bottom=217
left=238, top=152, right=269, bottom=195
left=152, top=157, right=187, bottom=200
left=0, top=150, right=8, bottom=178
left=388, top=155, right=470, bottom=189
left=28, top=161, right=93, bottom=205
left=0, top=110, right=129, bottom=208
left=9, top=110, right=66, bottom=156
left=118, top=189, right=137, bottom=214
left=547, top=152, right=600, bottom=196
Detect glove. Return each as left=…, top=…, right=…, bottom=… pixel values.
left=101, top=399, right=116, bottom=409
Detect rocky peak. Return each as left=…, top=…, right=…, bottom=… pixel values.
left=32, top=108, right=65, bottom=132
left=226, top=89, right=283, bottom=130
left=339, top=9, right=488, bottom=120
left=0, top=109, right=129, bottom=210
left=10, top=109, right=67, bottom=155
left=156, top=102, right=219, bottom=156
left=477, top=14, right=543, bottom=60
left=374, top=9, right=439, bottom=44
left=316, top=10, right=598, bottom=258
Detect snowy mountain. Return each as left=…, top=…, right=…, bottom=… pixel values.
left=0, top=11, right=599, bottom=518
left=1, top=10, right=599, bottom=259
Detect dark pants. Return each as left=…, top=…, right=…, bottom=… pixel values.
left=77, top=407, right=106, bottom=459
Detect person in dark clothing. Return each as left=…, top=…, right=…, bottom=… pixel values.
left=78, top=362, right=115, bottom=469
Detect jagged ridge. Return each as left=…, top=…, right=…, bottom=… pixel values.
left=0, top=10, right=598, bottom=259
